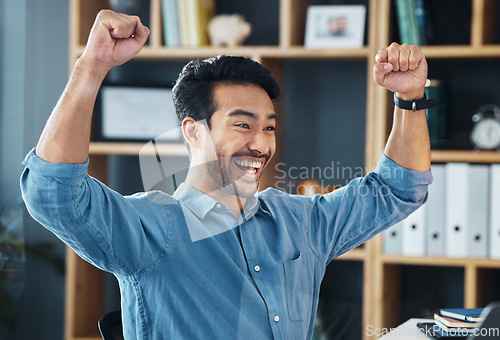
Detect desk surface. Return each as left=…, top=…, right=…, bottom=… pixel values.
left=378, top=318, right=432, bottom=339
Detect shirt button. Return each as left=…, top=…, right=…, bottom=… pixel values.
left=274, top=315, right=280, bottom=322
left=254, top=265, right=260, bottom=272
left=215, top=203, right=221, bottom=209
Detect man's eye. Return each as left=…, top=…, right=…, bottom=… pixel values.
left=236, top=123, right=250, bottom=129
left=265, top=126, right=276, bottom=131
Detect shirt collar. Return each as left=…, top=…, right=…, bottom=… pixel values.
left=173, top=183, right=260, bottom=221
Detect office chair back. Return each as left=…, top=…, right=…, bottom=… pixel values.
left=98, top=310, right=124, bottom=340
left=468, top=302, right=500, bottom=339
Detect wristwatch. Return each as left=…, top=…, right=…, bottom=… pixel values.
left=393, top=93, right=440, bottom=112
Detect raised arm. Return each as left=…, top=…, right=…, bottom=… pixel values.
left=36, top=10, right=149, bottom=164
left=373, top=43, right=430, bottom=172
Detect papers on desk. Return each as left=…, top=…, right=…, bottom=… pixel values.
left=438, top=308, right=484, bottom=323
left=379, top=303, right=500, bottom=340
left=418, top=321, right=472, bottom=339
left=434, top=314, right=478, bottom=331
left=424, top=308, right=485, bottom=338
left=384, top=163, right=499, bottom=259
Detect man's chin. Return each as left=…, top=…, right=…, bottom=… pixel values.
left=227, top=177, right=259, bottom=198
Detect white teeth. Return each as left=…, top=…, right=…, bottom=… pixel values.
left=235, top=159, right=263, bottom=169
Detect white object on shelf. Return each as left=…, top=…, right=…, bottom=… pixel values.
left=208, top=14, right=251, bottom=47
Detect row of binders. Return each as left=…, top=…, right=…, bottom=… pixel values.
left=395, top=0, right=434, bottom=45
left=161, top=0, right=215, bottom=47
left=384, top=163, right=500, bottom=259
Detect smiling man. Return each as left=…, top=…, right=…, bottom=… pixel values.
left=178, top=71, right=279, bottom=215
left=21, top=10, right=433, bottom=340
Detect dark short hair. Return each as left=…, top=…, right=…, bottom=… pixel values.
left=172, top=55, right=281, bottom=128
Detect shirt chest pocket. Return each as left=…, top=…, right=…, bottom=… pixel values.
left=283, top=251, right=314, bottom=323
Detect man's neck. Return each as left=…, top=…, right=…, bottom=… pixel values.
left=184, top=174, right=247, bottom=218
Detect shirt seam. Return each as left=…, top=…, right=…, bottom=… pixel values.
left=125, top=205, right=174, bottom=277
left=129, top=273, right=149, bottom=339
left=278, top=193, right=324, bottom=264
left=69, top=181, right=133, bottom=274
left=70, top=180, right=173, bottom=276
left=330, top=203, right=414, bottom=262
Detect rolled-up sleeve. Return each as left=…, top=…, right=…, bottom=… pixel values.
left=306, top=153, right=432, bottom=263
left=20, top=148, right=168, bottom=275
left=373, top=153, right=432, bottom=203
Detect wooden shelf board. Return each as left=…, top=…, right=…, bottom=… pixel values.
left=422, top=45, right=500, bottom=58
left=335, top=247, right=365, bottom=261
left=74, top=45, right=371, bottom=60
left=382, top=255, right=500, bottom=268
left=73, top=45, right=500, bottom=62
left=474, top=259, right=500, bottom=269
left=89, top=142, right=188, bottom=156
left=431, top=150, right=500, bottom=163
left=74, top=44, right=500, bottom=60
left=261, top=46, right=371, bottom=59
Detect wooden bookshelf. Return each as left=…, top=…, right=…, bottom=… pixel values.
left=65, top=0, right=500, bottom=339
left=336, top=247, right=366, bottom=261
left=431, top=150, right=500, bottom=163
left=421, top=45, right=500, bottom=58
left=382, top=255, right=500, bottom=269
left=369, top=0, right=500, bottom=334
left=89, top=141, right=188, bottom=156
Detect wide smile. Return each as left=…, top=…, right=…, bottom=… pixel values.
left=233, top=158, right=265, bottom=179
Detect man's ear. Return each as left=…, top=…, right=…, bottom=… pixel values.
left=182, top=117, right=202, bottom=148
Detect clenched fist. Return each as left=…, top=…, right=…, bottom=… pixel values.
left=373, top=43, right=427, bottom=101
left=80, top=10, right=150, bottom=76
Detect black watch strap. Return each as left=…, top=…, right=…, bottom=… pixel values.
left=394, top=93, right=440, bottom=112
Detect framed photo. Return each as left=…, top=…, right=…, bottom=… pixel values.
left=98, top=86, right=182, bottom=142
left=305, top=5, right=366, bottom=49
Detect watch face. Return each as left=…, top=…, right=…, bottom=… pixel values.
left=470, top=118, right=500, bottom=150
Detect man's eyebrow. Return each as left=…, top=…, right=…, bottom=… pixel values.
left=227, top=109, right=278, bottom=122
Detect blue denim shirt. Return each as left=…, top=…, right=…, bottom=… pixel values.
left=20, top=149, right=432, bottom=340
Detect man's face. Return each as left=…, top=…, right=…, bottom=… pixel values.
left=201, top=83, right=277, bottom=198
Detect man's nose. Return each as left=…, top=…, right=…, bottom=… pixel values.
left=247, top=130, right=271, bottom=155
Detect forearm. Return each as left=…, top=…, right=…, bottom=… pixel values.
left=373, top=43, right=431, bottom=172
left=384, top=89, right=431, bottom=172
left=35, top=10, right=149, bottom=164
left=36, top=58, right=108, bottom=164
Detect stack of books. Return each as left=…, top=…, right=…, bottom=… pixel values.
left=161, top=0, right=215, bottom=47
left=433, top=308, right=484, bottom=336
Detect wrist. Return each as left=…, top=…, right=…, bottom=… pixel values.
left=394, top=92, right=439, bottom=112
left=74, top=57, right=110, bottom=83
left=395, top=89, right=425, bottom=101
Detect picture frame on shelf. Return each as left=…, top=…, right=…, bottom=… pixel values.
left=97, top=86, right=182, bottom=142
left=304, top=5, right=366, bottom=49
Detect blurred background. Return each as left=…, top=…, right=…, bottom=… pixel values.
left=1, top=1, right=69, bottom=339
